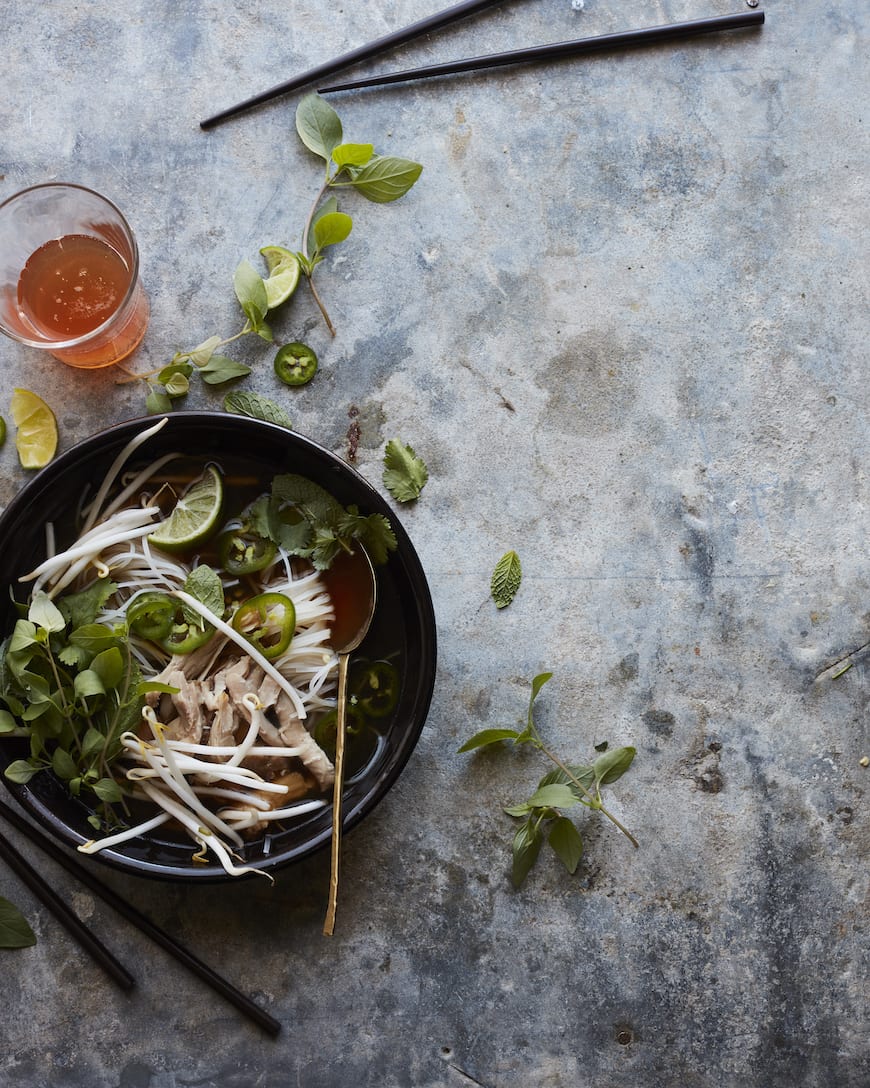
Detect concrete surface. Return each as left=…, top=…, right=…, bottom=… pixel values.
left=0, top=1, right=867, bottom=1086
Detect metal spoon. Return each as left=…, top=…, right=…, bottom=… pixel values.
left=322, top=545, right=376, bottom=936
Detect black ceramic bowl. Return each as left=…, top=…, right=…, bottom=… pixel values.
left=0, top=412, right=436, bottom=880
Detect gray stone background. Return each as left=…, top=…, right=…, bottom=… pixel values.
left=0, top=1, right=867, bottom=1086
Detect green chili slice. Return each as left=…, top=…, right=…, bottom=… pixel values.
left=273, top=342, right=318, bottom=387
left=350, top=660, right=400, bottom=719
left=218, top=529, right=277, bottom=576
left=126, top=592, right=174, bottom=641
left=232, top=592, right=296, bottom=660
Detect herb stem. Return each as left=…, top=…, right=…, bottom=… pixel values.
left=538, top=740, right=639, bottom=848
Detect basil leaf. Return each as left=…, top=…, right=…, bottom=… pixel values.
left=28, top=592, right=66, bottom=634
left=313, top=211, right=353, bottom=251
left=69, top=624, right=120, bottom=657
left=511, top=818, right=543, bottom=888
left=0, top=897, right=37, bottom=949
left=383, top=439, right=428, bottom=502
left=146, top=387, right=173, bottom=415
left=593, top=746, right=636, bottom=786
left=0, top=710, right=18, bottom=734
left=348, top=156, right=422, bottom=203
left=548, top=817, right=583, bottom=874
left=199, top=355, right=252, bottom=386
left=4, top=759, right=40, bottom=784
left=92, top=778, right=123, bottom=804
left=233, top=260, right=268, bottom=329
left=491, top=550, right=522, bottom=609
left=52, top=747, right=78, bottom=780
left=526, top=783, right=581, bottom=811
left=295, top=93, right=343, bottom=160
left=187, top=335, right=222, bottom=367
left=457, top=728, right=520, bottom=753
left=332, top=142, right=373, bottom=167
left=75, top=670, right=106, bottom=700
left=91, top=647, right=124, bottom=691
left=223, top=391, right=292, bottom=430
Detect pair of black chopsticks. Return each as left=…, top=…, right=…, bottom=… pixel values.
left=0, top=799, right=280, bottom=1037
left=201, top=2, right=765, bottom=129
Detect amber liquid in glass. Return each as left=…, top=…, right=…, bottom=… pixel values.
left=17, top=234, right=131, bottom=339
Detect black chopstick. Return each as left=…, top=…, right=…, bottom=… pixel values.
left=0, top=829, right=135, bottom=991
left=200, top=0, right=505, bottom=128
left=0, top=799, right=281, bottom=1037
left=319, top=10, right=765, bottom=93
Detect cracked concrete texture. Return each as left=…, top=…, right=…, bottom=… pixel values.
left=0, top=1, right=867, bottom=1086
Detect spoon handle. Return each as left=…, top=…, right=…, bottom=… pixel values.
left=323, top=651, right=350, bottom=935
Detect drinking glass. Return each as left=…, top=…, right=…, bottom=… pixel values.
left=0, top=183, right=149, bottom=368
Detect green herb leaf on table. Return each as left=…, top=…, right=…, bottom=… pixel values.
left=459, top=672, right=638, bottom=888
left=331, top=142, right=374, bottom=168
left=348, top=156, right=424, bottom=203
left=383, top=440, right=428, bottom=503
left=0, top=897, right=37, bottom=949
left=313, top=212, right=353, bottom=251
left=296, top=93, right=343, bottom=160
left=222, top=391, right=292, bottom=429
left=491, top=550, right=522, bottom=609
left=199, top=355, right=252, bottom=386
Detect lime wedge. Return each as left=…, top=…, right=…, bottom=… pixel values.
left=149, top=465, right=224, bottom=553
left=259, top=246, right=301, bottom=310
left=10, top=388, right=58, bottom=469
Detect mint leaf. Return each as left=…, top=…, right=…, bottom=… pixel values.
left=0, top=897, right=36, bottom=949
left=184, top=565, right=224, bottom=618
left=349, top=156, right=422, bottom=203
left=383, top=439, right=428, bottom=502
left=223, top=391, right=292, bottom=430
left=491, top=550, right=522, bottom=609
left=296, top=93, right=342, bottom=160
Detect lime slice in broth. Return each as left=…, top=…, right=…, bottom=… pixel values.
left=149, top=465, right=224, bottom=553
left=11, top=388, right=58, bottom=469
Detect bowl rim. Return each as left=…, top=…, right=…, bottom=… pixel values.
left=0, top=411, right=437, bottom=881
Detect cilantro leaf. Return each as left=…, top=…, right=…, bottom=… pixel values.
left=383, top=439, right=428, bottom=503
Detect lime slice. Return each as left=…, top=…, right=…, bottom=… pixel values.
left=259, top=245, right=301, bottom=310
left=10, top=388, right=58, bottom=469
left=149, top=465, right=224, bottom=553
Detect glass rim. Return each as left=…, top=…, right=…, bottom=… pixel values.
left=0, top=181, right=142, bottom=351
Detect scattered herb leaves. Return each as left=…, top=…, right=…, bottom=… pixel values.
left=0, top=897, right=36, bottom=949
left=119, top=93, right=421, bottom=409
left=383, top=439, right=428, bottom=503
left=459, top=672, right=637, bottom=887
left=491, top=550, right=522, bottom=609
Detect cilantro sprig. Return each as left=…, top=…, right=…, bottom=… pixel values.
left=248, top=473, right=397, bottom=570
left=459, top=673, right=637, bottom=887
